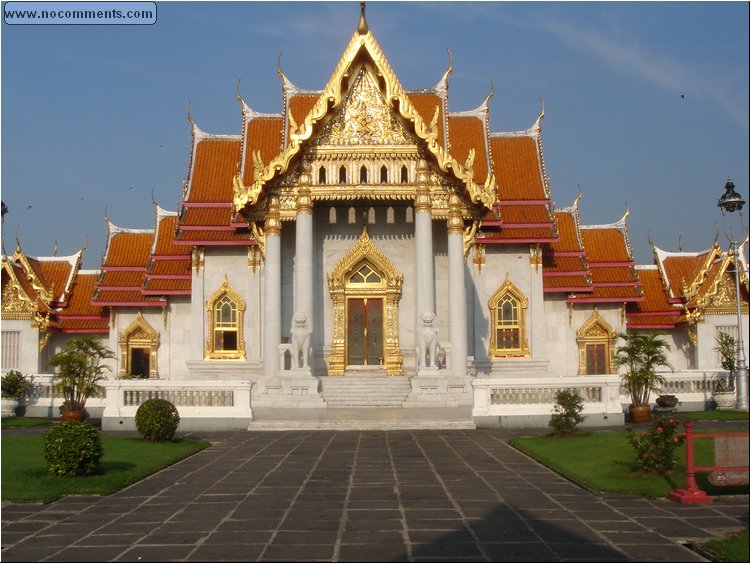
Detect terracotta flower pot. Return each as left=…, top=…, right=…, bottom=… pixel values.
left=61, top=410, right=85, bottom=422
left=629, top=404, right=652, bottom=423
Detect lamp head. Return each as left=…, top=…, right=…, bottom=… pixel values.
left=718, top=178, right=745, bottom=214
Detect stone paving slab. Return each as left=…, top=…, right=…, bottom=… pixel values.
left=2, top=428, right=748, bottom=562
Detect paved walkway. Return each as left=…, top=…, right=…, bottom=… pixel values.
left=2, top=422, right=748, bottom=562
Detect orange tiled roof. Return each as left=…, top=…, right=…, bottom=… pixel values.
left=447, top=115, right=487, bottom=184
left=184, top=137, right=241, bottom=203
left=658, top=251, right=713, bottom=301
left=102, top=229, right=153, bottom=269
left=143, top=279, right=192, bottom=293
left=242, top=117, right=284, bottom=184
left=36, top=259, right=75, bottom=303
left=55, top=272, right=109, bottom=333
left=148, top=261, right=192, bottom=276
left=490, top=135, right=548, bottom=201
left=288, top=95, right=318, bottom=142
left=581, top=227, right=633, bottom=264
left=627, top=267, right=682, bottom=329
left=570, top=223, right=642, bottom=302
left=408, top=93, right=445, bottom=147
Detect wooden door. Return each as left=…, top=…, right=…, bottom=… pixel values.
left=585, top=343, right=607, bottom=375
left=347, top=298, right=383, bottom=366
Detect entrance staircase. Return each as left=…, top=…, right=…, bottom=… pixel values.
left=319, top=370, right=411, bottom=407
left=247, top=368, right=476, bottom=430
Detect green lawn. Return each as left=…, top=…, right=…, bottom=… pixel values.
left=696, top=528, right=749, bottom=563
left=1, top=417, right=52, bottom=428
left=510, top=425, right=749, bottom=562
left=677, top=410, right=749, bottom=422
left=2, top=432, right=209, bottom=502
left=509, top=428, right=748, bottom=498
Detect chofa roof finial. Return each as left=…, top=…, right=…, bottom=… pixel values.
left=357, top=2, right=368, bottom=35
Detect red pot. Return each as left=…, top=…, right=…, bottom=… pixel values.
left=60, top=410, right=85, bottom=422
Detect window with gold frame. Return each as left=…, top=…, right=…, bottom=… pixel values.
left=205, top=278, right=246, bottom=360
left=488, top=276, right=529, bottom=357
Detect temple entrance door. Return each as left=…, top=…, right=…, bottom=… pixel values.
left=346, top=297, right=383, bottom=366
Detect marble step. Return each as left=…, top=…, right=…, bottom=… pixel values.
left=319, top=376, right=412, bottom=407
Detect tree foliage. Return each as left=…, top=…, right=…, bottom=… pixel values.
left=47, top=336, right=114, bottom=412
left=615, top=332, right=673, bottom=407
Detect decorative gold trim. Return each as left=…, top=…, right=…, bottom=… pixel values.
left=327, top=226, right=403, bottom=375
left=530, top=244, right=542, bottom=272
left=118, top=312, right=160, bottom=378
left=463, top=219, right=479, bottom=259
left=191, top=246, right=204, bottom=275
left=472, top=243, right=485, bottom=273
left=205, top=277, right=247, bottom=360
left=575, top=308, right=616, bottom=375
left=488, top=275, right=529, bottom=358
left=248, top=246, right=262, bottom=276
left=265, top=195, right=282, bottom=237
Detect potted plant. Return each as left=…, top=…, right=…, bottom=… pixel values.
left=1, top=370, right=35, bottom=418
left=615, top=332, right=673, bottom=423
left=47, top=336, right=114, bottom=421
left=713, top=331, right=736, bottom=410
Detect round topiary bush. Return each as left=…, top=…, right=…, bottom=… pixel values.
left=135, top=398, right=180, bottom=442
left=43, top=421, right=103, bottom=477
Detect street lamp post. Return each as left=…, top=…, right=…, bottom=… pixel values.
left=717, top=178, right=748, bottom=411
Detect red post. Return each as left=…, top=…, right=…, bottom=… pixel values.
left=668, top=421, right=713, bottom=504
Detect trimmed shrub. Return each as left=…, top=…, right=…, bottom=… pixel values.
left=135, top=398, right=180, bottom=442
left=548, top=389, right=586, bottom=436
left=43, top=421, right=102, bottom=477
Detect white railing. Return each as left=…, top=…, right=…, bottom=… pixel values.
left=473, top=369, right=726, bottom=418
left=102, top=379, right=252, bottom=421
left=20, top=374, right=252, bottom=423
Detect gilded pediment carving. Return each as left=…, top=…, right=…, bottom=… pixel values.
left=1, top=281, right=36, bottom=319
left=311, top=67, right=416, bottom=148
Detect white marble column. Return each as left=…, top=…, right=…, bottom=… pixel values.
left=263, top=196, right=282, bottom=377
left=295, top=180, right=314, bottom=330
left=448, top=193, right=468, bottom=376
left=414, top=160, right=435, bottom=320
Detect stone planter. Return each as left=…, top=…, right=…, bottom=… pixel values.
left=712, top=390, right=736, bottom=410
left=629, top=404, right=652, bottom=423
left=656, top=394, right=678, bottom=409
left=1, top=397, right=18, bottom=418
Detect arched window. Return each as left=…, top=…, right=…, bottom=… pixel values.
left=488, top=276, right=529, bottom=357
left=339, top=165, right=347, bottom=184
left=405, top=207, right=414, bottom=223
left=400, top=165, right=409, bottom=183
left=386, top=207, right=395, bottom=224
left=206, top=279, right=246, bottom=360
left=380, top=165, right=388, bottom=183
left=348, top=207, right=356, bottom=224
left=329, top=207, right=337, bottom=224
left=360, top=165, right=368, bottom=183
left=318, top=166, right=327, bottom=184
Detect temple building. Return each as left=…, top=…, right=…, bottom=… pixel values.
left=2, top=6, right=747, bottom=427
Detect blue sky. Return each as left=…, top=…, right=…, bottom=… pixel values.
left=2, top=1, right=748, bottom=268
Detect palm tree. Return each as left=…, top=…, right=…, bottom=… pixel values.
left=47, top=336, right=114, bottom=415
left=615, top=332, right=673, bottom=407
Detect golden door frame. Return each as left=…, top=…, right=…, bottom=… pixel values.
left=118, top=312, right=160, bottom=378
left=327, top=227, right=403, bottom=375
left=576, top=308, right=617, bottom=375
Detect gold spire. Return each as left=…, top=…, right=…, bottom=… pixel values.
left=357, top=2, right=368, bottom=35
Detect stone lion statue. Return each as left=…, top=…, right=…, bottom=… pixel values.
left=290, top=311, right=311, bottom=369
left=417, top=311, right=439, bottom=369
